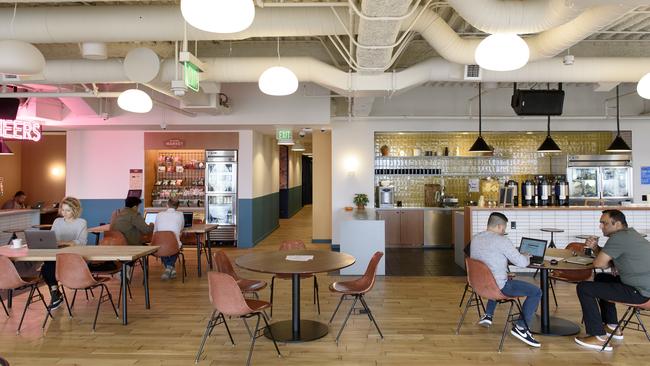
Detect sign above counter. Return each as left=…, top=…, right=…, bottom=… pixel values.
left=0, top=119, right=41, bottom=142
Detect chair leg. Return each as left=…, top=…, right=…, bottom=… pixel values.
left=245, top=313, right=262, bottom=366
left=179, top=252, right=186, bottom=284
left=335, top=295, right=359, bottom=344
left=329, top=295, right=346, bottom=324
left=634, top=309, right=650, bottom=342
left=221, top=313, right=235, bottom=345
left=243, top=317, right=253, bottom=337
left=36, top=286, right=54, bottom=330
left=71, top=289, right=78, bottom=309
left=16, top=285, right=36, bottom=334
left=601, top=306, right=634, bottom=351
left=92, top=285, right=105, bottom=331
left=104, top=284, right=119, bottom=319
left=498, top=301, right=515, bottom=353
left=269, top=276, right=275, bottom=318
left=459, top=283, right=469, bottom=308
left=61, top=287, right=73, bottom=318
left=314, top=276, right=320, bottom=315
left=261, top=312, right=281, bottom=357
left=455, top=290, right=475, bottom=335
left=0, top=293, right=8, bottom=317
left=195, top=310, right=227, bottom=364
left=359, top=295, right=383, bottom=339
left=549, top=279, right=558, bottom=308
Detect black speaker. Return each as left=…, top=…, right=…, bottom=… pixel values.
left=511, top=89, right=565, bottom=116
left=0, top=98, right=20, bottom=120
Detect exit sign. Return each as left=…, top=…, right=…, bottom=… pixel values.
left=277, top=129, right=292, bottom=140
left=184, top=62, right=200, bottom=92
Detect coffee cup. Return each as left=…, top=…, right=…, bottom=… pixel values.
left=12, top=238, right=22, bottom=249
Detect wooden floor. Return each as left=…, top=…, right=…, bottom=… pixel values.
left=2, top=205, right=649, bottom=365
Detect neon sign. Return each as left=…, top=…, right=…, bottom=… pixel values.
left=0, top=119, right=42, bottom=142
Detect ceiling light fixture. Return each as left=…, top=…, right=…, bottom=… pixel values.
left=469, top=82, right=493, bottom=153
left=180, top=0, right=255, bottom=34
left=475, top=33, right=529, bottom=72
left=606, top=85, right=632, bottom=153
left=117, top=88, right=153, bottom=114
left=636, top=72, right=650, bottom=99
left=537, top=115, right=561, bottom=153
left=259, top=38, right=298, bottom=96
left=0, top=139, right=14, bottom=156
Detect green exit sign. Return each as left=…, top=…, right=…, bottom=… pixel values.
left=184, top=62, right=200, bottom=92
left=277, top=129, right=292, bottom=140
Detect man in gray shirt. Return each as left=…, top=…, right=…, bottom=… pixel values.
left=575, top=209, right=650, bottom=351
left=471, top=212, right=542, bottom=348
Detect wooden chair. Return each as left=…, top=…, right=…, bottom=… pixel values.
left=0, top=256, right=53, bottom=334
left=213, top=251, right=267, bottom=298
left=328, top=251, right=384, bottom=343
left=55, top=253, right=119, bottom=331
left=601, top=299, right=650, bottom=351
left=548, top=242, right=594, bottom=307
left=151, top=231, right=187, bottom=283
left=456, top=258, right=527, bottom=352
left=269, top=240, right=320, bottom=317
left=194, top=272, right=281, bottom=365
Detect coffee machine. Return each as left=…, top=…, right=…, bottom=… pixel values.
left=376, top=186, right=395, bottom=208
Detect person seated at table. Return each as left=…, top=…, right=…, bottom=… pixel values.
left=40, top=197, right=88, bottom=309
left=1, top=190, right=27, bottom=209
left=471, top=212, right=542, bottom=348
left=110, top=197, right=153, bottom=246
left=574, top=209, right=650, bottom=351
left=154, top=198, right=184, bottom=280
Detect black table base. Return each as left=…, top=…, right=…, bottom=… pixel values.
left=529, top=314, right=581, bottom=336
left=263, top=319, right=329, bottom=342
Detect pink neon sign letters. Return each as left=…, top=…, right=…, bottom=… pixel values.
left=0, top=119, right=42, bottom=142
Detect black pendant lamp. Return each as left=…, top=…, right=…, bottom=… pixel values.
left=537, top=115, right=561, bottom=152
left=469, top=82, right=493, bottom=153
left=606, top=85, right=632, bottom=153
left=0, top=139, right=13, bottom=156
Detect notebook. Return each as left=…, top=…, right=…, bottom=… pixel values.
left=565, top=256, right=594, bottom=265
left=25, top=230, right=58, bottom=249
left=183, top=212, right=194, bottom=228
left=519, top=237, right=548, bottom=265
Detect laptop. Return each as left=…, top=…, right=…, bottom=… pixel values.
left=25, top=230, right=58, bottom=249
left=565, top=256, right=594, bottom=265
left=183, top=212, right=194, bottom=228
left=144, top=212, right=158, bottom=225
left=31, top=201, right=44, bottom=209
left=519, top=237, right=548, bottom=265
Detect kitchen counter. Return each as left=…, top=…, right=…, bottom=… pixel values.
left=336, top=208, right=385, bottom=275
left=468, top=205, right=649, bottom=211
left=375, top=206, right=462, bottom=211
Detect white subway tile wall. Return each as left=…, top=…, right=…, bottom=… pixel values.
left=0, top=211, right=40, bottom=244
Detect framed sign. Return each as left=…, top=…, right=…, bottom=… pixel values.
left=642, top=166, right=650, bottom=185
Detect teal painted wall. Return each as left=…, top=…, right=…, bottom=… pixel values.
left=238, top=192, right=279, bottom=248
left=287, top=186, right=303, bottom=218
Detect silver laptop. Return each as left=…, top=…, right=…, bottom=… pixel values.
left=519, top=237, right=548, bottom=265
left=25, top=230, right=58, bottom=249
left=144, top=212, right=158, bottom=225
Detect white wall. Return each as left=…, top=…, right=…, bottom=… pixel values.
left=252, top=131, right=279, bottom=198
left=238, top=130, right=254, bottom=199
left=289, top=150, right=303, bottom=188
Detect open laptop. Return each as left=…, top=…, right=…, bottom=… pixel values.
left=183, top=212, right=194, bottom=228
left=519, top=237, right=548, bottom=265
left=144, top=212, right=158, bottom=225
left=25, top=230, right=58, bottom=249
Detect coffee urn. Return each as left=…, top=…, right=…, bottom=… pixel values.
left=522, top=179, right=535, bottom=206
left=537, top=176, right=551, bottom=206
left=506, top=180, right=519, bottom=206
left=554, top=177, right=570, bottom=206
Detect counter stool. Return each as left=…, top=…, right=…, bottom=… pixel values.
left=540, top=228, right=564, bottom=249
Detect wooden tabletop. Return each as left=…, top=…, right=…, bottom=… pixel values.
left=32, top=224, right=53, bottom=229
left=533, top=248, right=595, bottom=271
left=183, top=224, right=218, bottom=234
left=540, top=228, right=565, bottom=233
left=2, top=228, right=26, bottom=234
left=236, top=250, right=355, bottom=275
left=0, top=245, right=158, bottom=262
left=87, top=224, right=110, bottom=233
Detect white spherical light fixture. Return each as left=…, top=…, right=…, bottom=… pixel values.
left=475, top=33, right=530, bottom=72
left=118, top=89, right=153, bottom=113
left=181, top=0, right=255, bottom=34
left=637, top=73, right=650, bottom=99
left=0, top=40, right=46, bottom=75
left=258, top=66, right=299, bottom=96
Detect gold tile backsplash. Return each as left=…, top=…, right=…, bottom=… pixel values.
left=374, top=131, right=616, bottom=206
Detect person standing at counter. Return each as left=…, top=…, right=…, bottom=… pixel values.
left=471, top=212, right=542, bottom=348
left=41, top=197, right=88, bottom=310
left=154, top=198, right=184, bottom=280
left=574, top=209, right=650, bottom=351
left=1, top=191, right=27, bottom=209
left=110, top=197, right=153, bottom=245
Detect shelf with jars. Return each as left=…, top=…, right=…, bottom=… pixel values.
left=152, top=151, right=206, bottom=208
left=374, top=155, right=540, bottom=177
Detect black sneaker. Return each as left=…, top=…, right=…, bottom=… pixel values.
left=510, top=325, right=541, bottom=347
left=478, top=314, right=493, bottom=327
left=49, top=290, right=64, bottom=310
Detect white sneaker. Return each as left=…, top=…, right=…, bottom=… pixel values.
left=170, top=268, right=177, bottom=279
left=161, top=267, right=172, bottom=280
left=606, top=324, right=624, bottom=340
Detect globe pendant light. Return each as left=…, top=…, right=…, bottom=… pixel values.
left=259, top=39, right=299, bottom=96
left=475, top=33, right=529, bottom=72
left=469, top=83, right=493, bottom=153
left=181, top=0, right=255, bottom=34
left=606, top=85, right=632, bottom=153
left=637, top=72, right=650, bottom=99
left=118, top=87, right=153, bottom=114
left=0, top=139, right=14, bottom=156
left=537, top=115, right=561, bottom=153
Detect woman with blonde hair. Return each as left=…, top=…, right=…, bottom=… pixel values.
left=42, top=197, right=88, bottom=310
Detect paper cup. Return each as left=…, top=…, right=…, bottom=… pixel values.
left=12, top=238, right=22, bottom=248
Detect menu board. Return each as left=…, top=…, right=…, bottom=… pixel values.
left=642, top=167, right=650, bottom=185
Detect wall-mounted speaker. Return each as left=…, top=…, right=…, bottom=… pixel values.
left=511, top=88, right=565, bottom=116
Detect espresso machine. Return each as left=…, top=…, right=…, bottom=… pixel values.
left=376, top=186, right=395, bottom=208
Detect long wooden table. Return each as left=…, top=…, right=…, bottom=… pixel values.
left=87, top=223, right=218, bottom=277
left=0, top=245, right=158, bottom=325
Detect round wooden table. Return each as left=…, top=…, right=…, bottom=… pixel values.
left=540, top=227, right=564, bottom=248
left=236, top=249, right=355, bottom=342
left=529, top=248, right=594, bottom=336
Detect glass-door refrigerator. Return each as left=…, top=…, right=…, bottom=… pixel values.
left=205, top=150, right=237, bottom=245
left=566, top=154, right=633, bottom=205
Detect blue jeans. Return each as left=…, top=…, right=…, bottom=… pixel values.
left=162, top=255, right=177, bottom=268
left=485, top=279, right=542, bottom=329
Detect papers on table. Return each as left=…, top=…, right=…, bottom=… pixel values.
left=544, top=256, right=565, bottom=262
left=285, top=255, right=314, bottom=262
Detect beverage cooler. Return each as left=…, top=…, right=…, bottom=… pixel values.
left=205, top=150, right=238, bottom=245
left=566, top=154, right=632, bottom=204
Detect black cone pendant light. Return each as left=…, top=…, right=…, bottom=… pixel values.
left=469, top=82, right=493, bottom=153
left=537, top=115, right=561, bottom=152
left=606, top=85, right=632, bottom=153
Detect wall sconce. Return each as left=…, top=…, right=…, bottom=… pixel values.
left=343, top=155, right=359, bottom=176
left=49, top=165, right=65, bottom=178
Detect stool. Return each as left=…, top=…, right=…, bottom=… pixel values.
left=540, top=227, right=564, bottom=249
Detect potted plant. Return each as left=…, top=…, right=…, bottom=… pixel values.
left=353, top=193, right=369, bottom=209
